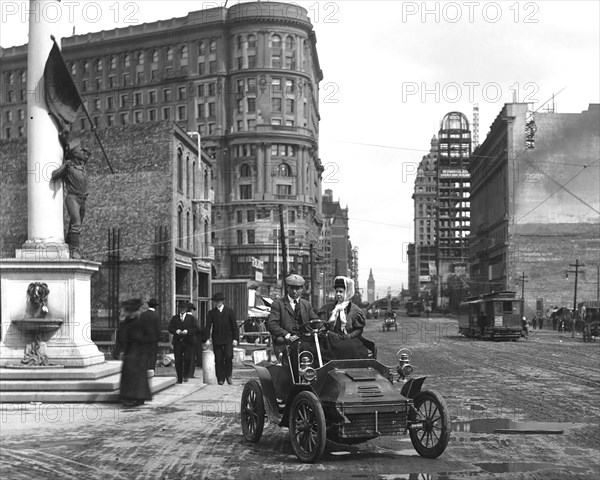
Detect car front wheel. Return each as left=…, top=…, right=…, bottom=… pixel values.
left=409, top=389, right=450, bottom=458
left=289, top=391, right=326, bottom=463
left=241, top=380, right=265, bottom=443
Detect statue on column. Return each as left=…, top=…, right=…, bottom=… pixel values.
left=51, top=137, right=90, bottom=259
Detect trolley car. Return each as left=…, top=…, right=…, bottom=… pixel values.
left=406, top=300, right=424, bottom=317
left=459, top=291, right=523, bottom=340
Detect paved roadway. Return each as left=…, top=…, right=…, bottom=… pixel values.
left=1, top=313, right=598, bottom=479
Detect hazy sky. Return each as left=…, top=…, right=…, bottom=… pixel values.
left=2, top=1, right=598, bottom=296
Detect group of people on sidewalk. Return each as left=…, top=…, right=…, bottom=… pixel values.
left=116, top=272, right=365, bottom=406
left=115, top=292, right=239, bottom=407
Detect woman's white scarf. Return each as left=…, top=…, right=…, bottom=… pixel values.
left=329, top=277, right=355, bottom=333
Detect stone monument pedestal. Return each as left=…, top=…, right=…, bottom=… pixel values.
left=0, top=259, right=105, bottom=367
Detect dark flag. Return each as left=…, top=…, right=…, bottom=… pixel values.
left=43, top=40, right=83, bottom=136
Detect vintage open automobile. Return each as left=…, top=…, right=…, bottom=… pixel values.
left=240, top=320, right=450, bottom=463
left=382, top=310, right=398, bottom=332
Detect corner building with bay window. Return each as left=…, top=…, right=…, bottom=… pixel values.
left=0, top=2, right=325, bottom=294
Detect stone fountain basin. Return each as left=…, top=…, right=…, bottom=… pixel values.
left=12, top=318, right=64, bottom=334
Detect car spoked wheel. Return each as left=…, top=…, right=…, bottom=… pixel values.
left=240, top=380, right=265, bottom=443
left=289, top=391, right=326, bottom=463
left=409, top=390, right=450, bottom=458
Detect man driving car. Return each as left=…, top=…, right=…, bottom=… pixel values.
left=268, top=274, right=319, bottom=358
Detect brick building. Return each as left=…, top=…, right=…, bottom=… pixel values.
left=0, top=1, right=325, bottom=295
left=0, top=122, right=214, bottom=334
left=470, top=103, right=599, bottom=316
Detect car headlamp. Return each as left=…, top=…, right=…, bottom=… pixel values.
left=302, top=367, right=317, bottom=382
left=299, top=351, right=314, bottom=369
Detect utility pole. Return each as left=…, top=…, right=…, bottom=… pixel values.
left=278, top=205, right=288, bottom=282
left=567, top=260, right=585, bottom=338
left=516, top=272, right=528, bottom=319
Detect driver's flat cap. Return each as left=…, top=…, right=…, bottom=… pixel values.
left=285, top=274, right=305, bottom=286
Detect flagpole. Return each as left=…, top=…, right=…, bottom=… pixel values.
left=49, top=36, right=115, bottom=174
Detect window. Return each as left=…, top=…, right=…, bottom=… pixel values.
left=247, top=98, right=256, bottom=113
left=95, top=58, right=103, bottom=72
left=123, top=73, right=130, bottom=86
left=271, top=118, right=282, bottom=126
left=163, top=88, right=171, bottom=102
left=286, top=120, right=294, bottom=127
left=237, top=210, right=243, bottom=223
left=107, top=114, right=114, bottom=126
left=208, top=83, right=216, bottom=96
left=237, top=35, right=243, bottom=50
left=82, top=61, right=89, bottom=74
left=197, top=103, right=205, bottom=118
left=240, top=163, right=251, bottom=177
left=178, top=86, right=186, bottom=100
left=247, top=230, right=255, bottom=244
left=209, top=40, right=217, bottom=53
left=123, top=55, right=130, bottom=68
left=271, top=34, right=281, bottom=48
left=136, top=72, right=144, bottom=84
left=198, top=63, right=205, bottom=75
left=5, top=111, right=13, bottom=122
left=151, top=69, right=158, bottom=80
left=95, top=78, right=102, bottom=90
left=247, top=78, right=257, bottom=92
left=248, top=119, right=255, bottom=129
left=285, top=80, right=295, bottom=93
left=272, top=55, right=281, bottom=68
left=277, top=184, right=292, bottom=196
left=166, top=48, right=173, bottom=62
left=240, top=185, right=252, bottom=199
left=108, top=76, right=116, bottom=88
left=237, top=99, right=244, bottom=113
left=237, top=120, right=244, bottom=131
left=286, top=99, right=294, bottom=113
left=248, top=35, right=256, bottom=48
left=248, top=55, right=256, bottom=68
left=285, top=35, right=294, bottom=50
left=177, top=105, right=187, bottom=121
left=199, top=41, right=206, bottom=55
left=208, top=102, right=215, bottom=117
left=120, top=94, right=128, bottom=108
left=180, top=45, right=188, bottom=63
left=163, top=107, right=171, bottom=120
left=149, top=109, right=157, bottom=121
left=284, top=56, right=294, bottom=69
left=137, top=51, right=144, bottom=65
left=237, top=230, right=244, bottom=245
left=272, top=98, right=282, bottom=112
left=134, top=92, right=142, bottom=106
left=237, top=57, right=244, bottom=69
left=70, top=63, right=77, bottom=75
left=134, top=110, right=142, bottom=123
left=208, top=123, right=215, bottom=134
left=177, top=149, right=183, bottom=192
left=272, top=78, right=281, bottom=92
left=289, top=210, right=296, bottom=223
left=209, top=61, right=216, bottom=74
left=197, top=84, right=204, bottom=97
left=93, top=99, right=101, bottom=111
left=120, top=112, right=129, bottom=125
left=18, top=109, right=24, bottom=120
left=247, top=210, right=255, bottom=223
left=278, top=163, right=292, bottom=176
left=149, top=90, right=157, bottom=104
left=151, top=50, right=159, bottom=63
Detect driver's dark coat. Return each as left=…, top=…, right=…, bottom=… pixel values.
left=268, top=297, right=318, bottom=339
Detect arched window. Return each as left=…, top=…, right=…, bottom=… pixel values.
left=186, top=155, right=190, bottom=196
left=278, top=163, right=292, bottom=176
left=20, top=71, right=26, bottom=83
left=137, top=51, right=144, bottom=65
left=151, top=50, right=159, bottom=63
left=177, top=205, right=183, bottom=248
left=285, top=35, right=294, bottom=50
left=166, top=47, right=173, bottom=62
left=177, top=148, right=183, bottom=192
left=7, top=73, right=14, bottom=85
left=180, top=45, right=188, bottom=63
left=248, top=34, right=256, bottom=48
left=271, top=34, right=281, bottom=48
left=109, top=56, right=116, bottom=70
left=69, top=63, right=77, bottom=76
left=95, top=58, right=103, bottom=71
left=82, top=61, right=89, bottom=74
left=122, top=55, right=130, bottom=68
left=198, top=41, right=206, bottom=55
left=240, top=163, right=252, bottom=177
left=209, top=40, right=217, bottom=53
left=237, top=35, right=243, bottom=50
left=192, top=161, right=196, bottom=197
left=186, top=210, right=191, bottom=250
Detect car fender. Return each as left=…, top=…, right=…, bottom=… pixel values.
left=280, top=384, right=317, bottom=427
left=400, top=376, right=426, bottom=399
left=244, top=361, right=281, bottom=423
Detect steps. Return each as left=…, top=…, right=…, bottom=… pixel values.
left=0, top=361, right=176, bottom=403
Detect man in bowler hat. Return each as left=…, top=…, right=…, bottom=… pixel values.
left=204, top=292, right=239, bottom=385
left=140, top=298, right=162, bottom=371
left=168, top=302, right=199, bottom=383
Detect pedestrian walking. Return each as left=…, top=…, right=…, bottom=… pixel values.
left=183, top=303, right=201, bottom=379
left=117, top=298, right=153, bottom=407
left=204, top=292, right=239, bottom=385
left=168, top=302, right=199, bottom=383
left=139, top=298, right=162, bottom=372
left=477, top=310, right=487, bottom=337
left=539, top=315, right=544, bottom=330
left=532, top=315, right=538, bottom=331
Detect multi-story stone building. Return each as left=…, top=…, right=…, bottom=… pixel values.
left=0, top=2, right=325, bottom=295
left=411, top=136, right=438, bottom=302
left=436, top=112, right=472, bottom=310
left=470, top=103, right=599, bottom=316
left=0, top=122, right=213, bottom=338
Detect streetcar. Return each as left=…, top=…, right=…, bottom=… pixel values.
left=406, top=300, right=424, bottom=317
left=458, top=291, right=523, bottom=340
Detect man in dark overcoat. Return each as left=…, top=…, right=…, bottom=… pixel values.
left=204, top=292, right=239, bottom=385
left=168, top=302, right=199, bottom=383
left=268, top=274, right=319, bottom=361
left=140, top=298, right=162, bottom=371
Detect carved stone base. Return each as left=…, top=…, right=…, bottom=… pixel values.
left=0, top=259, right=104, bottom=367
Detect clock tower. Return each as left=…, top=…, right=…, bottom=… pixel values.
left=367, top=268, right=375, bottom=304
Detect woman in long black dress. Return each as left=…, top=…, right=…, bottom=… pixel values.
left=117, top=298, right=153, bottom=407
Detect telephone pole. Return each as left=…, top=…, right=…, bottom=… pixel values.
left=516, top=272, right=528, bottom=318
left=567, top=260, right=585, bottom=338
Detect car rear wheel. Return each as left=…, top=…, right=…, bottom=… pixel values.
left=409, top=389, right=450, bottom=458
left=289, top=391, right=326, bottom=463
left=241, top=380, right=265, bottom=443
